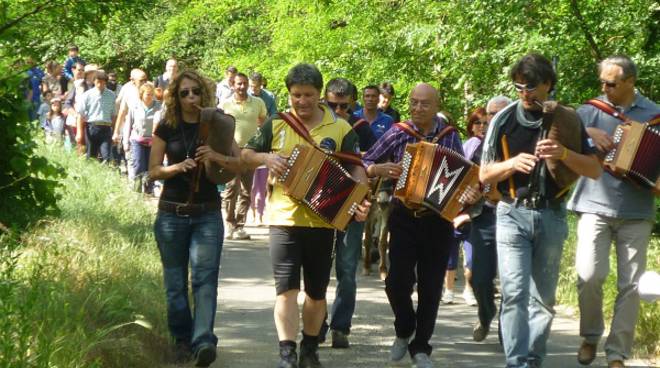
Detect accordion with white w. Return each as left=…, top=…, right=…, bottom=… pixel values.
left=394, top=141, right=479, bottom=221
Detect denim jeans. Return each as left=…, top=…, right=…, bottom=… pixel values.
left=469, top=206, right=497, bottom=328
left=85, top=124, right=112, bottom=162
left=329, top=220, right=365, bottom=334
left=496, top=201, right=568, bottom=368
left=154, top=209, right=224, bottom=351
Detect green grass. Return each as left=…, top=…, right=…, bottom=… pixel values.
left=557, top=213, right=660, bottom=358
left=0, top=143, right=170, bottom=367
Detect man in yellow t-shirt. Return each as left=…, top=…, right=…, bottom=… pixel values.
left=220, top=72, right=267, bottom=240
left=242, top=64, right=370, bottom=368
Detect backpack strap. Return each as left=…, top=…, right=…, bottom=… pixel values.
left=277, top=111, right=363, bottom=166
left=585, top=99, right=631, bottom=123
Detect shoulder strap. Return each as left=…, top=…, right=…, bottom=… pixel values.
left=648, top=114, right=660, bottom=126
left=585, top=99, right=631, bottom=123
left=394, top=121, right=457, bottom=143
left=277, top=111, right=363, bottom=166
left=352, top=118, right=369, bottom=131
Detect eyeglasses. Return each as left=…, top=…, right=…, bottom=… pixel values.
left=514, top=82, right=538, bottom=93
left=409, top=99, right=432, bottom=110
left=179, top=88, right=201, bottom=98
left=326, top=101, right=349, bottom=110
left=600, top=79, right=619, bottom=88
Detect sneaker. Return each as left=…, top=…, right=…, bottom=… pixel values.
left=298, top=345, right=322, bottom=368
left=577, top=340, right=597, bottom=365
left=472, top=322, right=489, bottom=342
left=331, top=330, right=349, bottom=349
left=608, top=360, right=625, bottom=368
left=412, top=352, right=434, bottom=368
left=173, top=341, right=192, bottom=364
left=233, top=228, right=251, bottom=240
left=278, top=345, right=298, bottom=368
left=390, top=336, right=409, bottom=361
left=463, top=288, right=477, bottom=306
left=225, top=228, right=235, bottom=240
left=442, top=289, right=455, bottom=304
left=193, top=343, right=216, bottom=367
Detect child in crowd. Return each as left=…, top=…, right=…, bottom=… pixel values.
left=37, top=90, right=53, bottom=130
left=44, top=98, right=65, bottom=143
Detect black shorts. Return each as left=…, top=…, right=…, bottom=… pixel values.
left=269, top=226, right=334, bottom=300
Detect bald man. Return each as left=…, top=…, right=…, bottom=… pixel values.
left=113, top=68, right=148, bottom=144
left=362, top=83, right=478, bottom=368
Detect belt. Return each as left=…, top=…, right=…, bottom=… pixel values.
left=88, top=122, right=112, bottom=127
left=500, top=196, right=564, bottom=210
left=158, top=201, right=220, bottom=217
left=394, top=203, right=435, bottom=218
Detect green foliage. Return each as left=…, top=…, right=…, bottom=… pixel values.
left=0, top=143, right=168, bottom=368
left=0, top=67, right=62, bottom=230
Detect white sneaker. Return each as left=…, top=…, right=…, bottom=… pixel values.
left=412, top=352, right=434, bottom=368
left=225, top=228, right=235, bottom=240
left=233, top=228, right=251, bottom=240
left=463, top=287, right=477, bottom=306
left=441, top=289, right=455, bottom=304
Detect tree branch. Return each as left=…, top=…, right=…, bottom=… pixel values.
left=570, top=0, right=602, bottom=61
left=0, top=0, right=60, bottom=36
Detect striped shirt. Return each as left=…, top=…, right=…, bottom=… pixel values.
left=362, top=116, right=464, bottom=168
left=79, top=87, right=116, bottom=125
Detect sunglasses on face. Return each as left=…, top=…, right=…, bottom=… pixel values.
left=327, top=101, right=349, bottom=110
left=179, top=87, right=201, bottom=98
left=600, top=79, right=619, bottom=88
left=514, top=82, right=538, bottom=93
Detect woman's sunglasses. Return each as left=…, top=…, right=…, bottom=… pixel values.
left=179, top=87, right=202, bottom=98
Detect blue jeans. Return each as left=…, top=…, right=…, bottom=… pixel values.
left=329, top=220, right=365, bottom=334
left=496, top=201, right=568, bottom=368
left=154, top=210, right=224, bottom=351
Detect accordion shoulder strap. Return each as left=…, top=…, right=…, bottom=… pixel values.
left=585, top=99, right=631, bottom=123
left=648, top=114, right=660, bottom=126
left=394, top=121, right=456, bottom=143
left=277, top=111, right=363, bottom=166
left=352, top=118, right=369, bottom=131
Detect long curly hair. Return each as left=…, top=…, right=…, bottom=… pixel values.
left=163, top=69, right=215, bottom=127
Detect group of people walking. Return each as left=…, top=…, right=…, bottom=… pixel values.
left=26, top=48, right=657, bottom=368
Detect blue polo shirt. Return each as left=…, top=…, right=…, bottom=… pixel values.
left=567, top=93, right=659, bottom=220
left=79, top=87, right=116, bottom=125
left=352, top=108, right=394, bottom=140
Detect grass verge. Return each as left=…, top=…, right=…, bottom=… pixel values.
left=0, top=142, right=169, bottom=367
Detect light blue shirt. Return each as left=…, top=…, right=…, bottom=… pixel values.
left=567, top=93, right=659, bottom=220
left=79, top=87, right=116, bottom=125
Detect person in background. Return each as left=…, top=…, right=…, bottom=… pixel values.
left=45, top=97, right=66, bottom=143
left=125, top=82, right=161, bottom=193
left=76, top=70, right=116, bottom=162
left=155, top=58, right=178, bottom=92
left=216, top=65, right=237, bottom=107
left=42, top=60, right=64, bottom=97
left=63, top=44, right=85, bottom=81
left=249, top=71, right=278, bottom=118
left=378, top=82, right=401, bottom=123
left=38, top=90, right=53, bottom=131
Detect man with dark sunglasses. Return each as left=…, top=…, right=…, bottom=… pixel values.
left=480, top=53, right=601, bottom=368
left=318, top=77, right=375, bottom=349
left=567, top=55, right=659, bottom=368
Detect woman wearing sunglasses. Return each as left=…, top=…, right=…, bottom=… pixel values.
left=149, top=70, right=240, bottom=367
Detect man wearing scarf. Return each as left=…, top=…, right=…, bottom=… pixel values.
left=479, top=53, right=601, bottom=368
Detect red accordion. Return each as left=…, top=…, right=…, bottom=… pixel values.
left=394, top=141, right=479, bottom=221
left=277, top=144, right=369, bottom=230
left=604, top=121, right=660, bottom=194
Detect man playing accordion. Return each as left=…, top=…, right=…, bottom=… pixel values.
left=362, top=83, right=479, bottom=368
left=568, top=55, right=660, bottom=368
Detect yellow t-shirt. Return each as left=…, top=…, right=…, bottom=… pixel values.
left=221, top=95, right=267, bottom=146
left=245, top=104, right=360, bottom=228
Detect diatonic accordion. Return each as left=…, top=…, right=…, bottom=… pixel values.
left=277, top=144, right=369, bottom=230
left=394, top=141, right=480, bottom=221
left=604, top=121, right=660, bottom=194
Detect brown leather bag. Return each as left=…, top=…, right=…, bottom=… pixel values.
left=542, top=101, right=583, bottom=190
left=199, top=107, right=237, bottom=185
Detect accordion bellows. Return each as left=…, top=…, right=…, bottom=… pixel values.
left=395, top=141, right=479, bottom=221
left=605, top=121, right=660, bottom=194
left=278, top=144, right=369, bottom=230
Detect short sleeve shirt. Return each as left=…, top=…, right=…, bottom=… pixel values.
left=245, top=104, right=360, bottom=228
left=221, top=95, right=267, bottom=147
left=567, top=93, right=659, bottom=219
